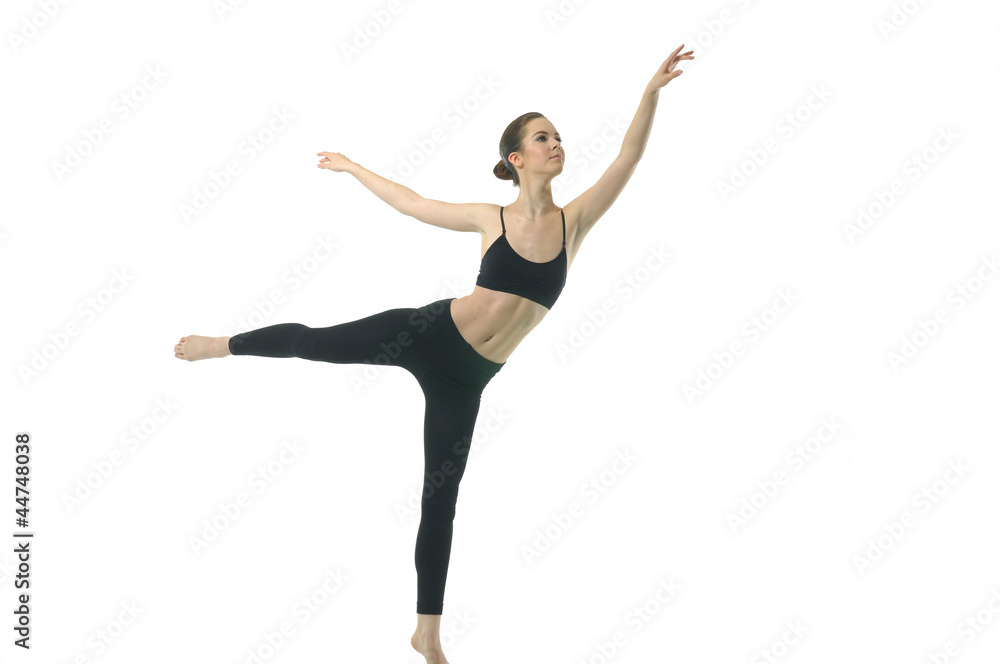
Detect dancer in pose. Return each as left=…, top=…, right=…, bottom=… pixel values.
left=174, top=44, right=692, bottom=664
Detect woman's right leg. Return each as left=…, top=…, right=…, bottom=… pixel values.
left=227, top=307, right=422, bottom=373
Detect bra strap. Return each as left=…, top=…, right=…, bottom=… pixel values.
left=560, top=208, right=566, bottom=247
left=500, top=206, right=506, bottom=235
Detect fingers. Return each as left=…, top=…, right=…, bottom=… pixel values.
left=663, top=47, right=694, bottom=69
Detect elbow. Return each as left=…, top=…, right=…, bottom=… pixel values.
left=617, top=150, right=642, bottom=168
left=397, top=191, right=423, bottom=218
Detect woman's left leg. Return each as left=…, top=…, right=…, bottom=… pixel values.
left=407, top=299, right=505, bottom=617
left=412, top=377, right=484, bottom=616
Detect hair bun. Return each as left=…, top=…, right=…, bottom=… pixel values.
left=493, top=159, right=512, bottom=181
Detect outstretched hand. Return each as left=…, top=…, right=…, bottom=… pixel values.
left=646, top=44, right=694, bottom=93
left=317, top=151, right=353, bottom=172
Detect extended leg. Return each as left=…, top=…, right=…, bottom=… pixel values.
left=225, top=307, right=420, bottom=370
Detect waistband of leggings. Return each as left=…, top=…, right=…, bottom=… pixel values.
left=436, top=297, right=505, bottom=370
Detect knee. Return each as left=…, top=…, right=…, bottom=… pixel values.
left=422, top=471, right=464, bottom=504
left=286, top=323, right=316, bottom=358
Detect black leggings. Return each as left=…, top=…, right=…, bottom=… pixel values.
left=227, top=297, right=504, bottom=615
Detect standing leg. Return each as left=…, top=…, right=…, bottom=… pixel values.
left=413, top=381, right=483, bottom=615
left=410, top=378, right=483, bottom=663
left=407, top=297, right=504, bottom=658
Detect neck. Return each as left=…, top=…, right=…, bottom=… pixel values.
left=513, top=177, right=556, bottom=220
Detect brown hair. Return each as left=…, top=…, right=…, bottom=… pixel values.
left=493, top=112, right=546, bottom=187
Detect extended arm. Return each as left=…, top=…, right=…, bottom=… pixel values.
left=620, top=87, right=660, bottom=164
left=317, top=151, right=481, bottom=233
left=570, top=45, right=694, bottom=235
left=345, top=161, right=420, bottom=216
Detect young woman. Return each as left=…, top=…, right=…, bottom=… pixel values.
left=174, top=44, right=692, bottom=664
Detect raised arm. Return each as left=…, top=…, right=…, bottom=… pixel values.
left=317, top=152, right=482, bottom=233
left=569, top=45, right=694, bottom=237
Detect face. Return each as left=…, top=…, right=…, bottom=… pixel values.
left=512, top=118, right=563, bottom=173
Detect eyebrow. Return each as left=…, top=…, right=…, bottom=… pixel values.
left=533, top=131, right=561, bottom=137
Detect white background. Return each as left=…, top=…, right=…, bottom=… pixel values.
left=3, top=0, right=1000, bottom=662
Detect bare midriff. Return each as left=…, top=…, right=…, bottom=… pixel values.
left=450, top=287, right=550, bottom=364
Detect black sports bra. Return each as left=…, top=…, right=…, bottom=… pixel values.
left=475, top=206, right=567, bottom=309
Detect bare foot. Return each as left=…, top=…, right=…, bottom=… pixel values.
left=174, top=335, right=231, bottom=361
left=411, top=631, right=449, bottom=664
